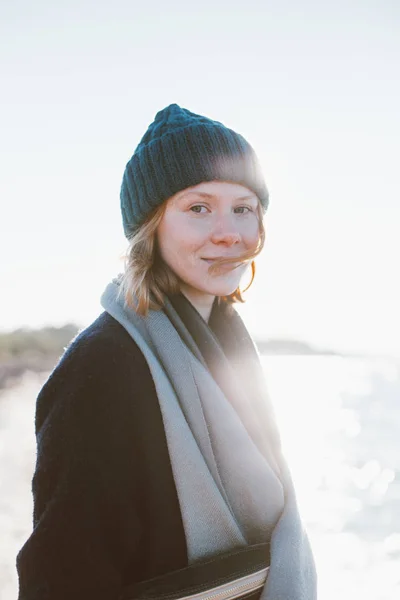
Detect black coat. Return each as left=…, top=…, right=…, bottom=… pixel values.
left=17, top=312, right=188, bottom=600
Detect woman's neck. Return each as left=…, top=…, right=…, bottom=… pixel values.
left=179, top=286, right=215, bottom=323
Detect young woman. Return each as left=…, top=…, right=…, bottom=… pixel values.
left=17, top=104, right=317, bottom=600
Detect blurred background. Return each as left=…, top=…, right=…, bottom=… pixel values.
left=1, top=1, right=399, bottom=598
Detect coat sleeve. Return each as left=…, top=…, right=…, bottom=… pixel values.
left=16, top=331, right=147, bottom=600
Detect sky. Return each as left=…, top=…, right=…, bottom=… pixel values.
left=1, top=0, right=399, bottom=358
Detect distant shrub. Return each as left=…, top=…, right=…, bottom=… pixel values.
left=0, top=324, right=79, bottom=362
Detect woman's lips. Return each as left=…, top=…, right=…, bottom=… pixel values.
left=202, top=257, right=235, bottom=261
left=201, top=258, right=242, bottom=269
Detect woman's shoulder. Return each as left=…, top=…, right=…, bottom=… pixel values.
left=56, top=311, right=147, bottom=376
left=36, top=312, right=152, bottom=410
left=35, top=312, right=153, bottom=429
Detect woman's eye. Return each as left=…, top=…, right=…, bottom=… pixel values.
left=190, top=205, right=207, bottom=214
left=234, top=206, right=251, bottom=214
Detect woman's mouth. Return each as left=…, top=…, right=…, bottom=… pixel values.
left=201, top=257, right=242, bottom=270
left=202, top=258, right=218, bottom=264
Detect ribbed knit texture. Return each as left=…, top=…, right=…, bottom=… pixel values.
left=120, top=104, right=269, bottom=238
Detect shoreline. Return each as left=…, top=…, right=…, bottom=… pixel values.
left=0, top=356, right=59, bottom=393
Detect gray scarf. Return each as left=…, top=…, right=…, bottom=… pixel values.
left=101, top=280, right=317, bottom=600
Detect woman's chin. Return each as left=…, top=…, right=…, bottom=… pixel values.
left=196, top=279, right=242, bottom=298
left=179, top=270, right=246, bottom=298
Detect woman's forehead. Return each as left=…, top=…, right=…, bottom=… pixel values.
left=174, top=181, right=258, bottom=203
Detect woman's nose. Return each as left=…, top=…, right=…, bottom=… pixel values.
left=210, top=216, right=241, bottom=246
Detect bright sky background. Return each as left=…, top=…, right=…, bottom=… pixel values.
left=1, top=0, right=399, bottom=358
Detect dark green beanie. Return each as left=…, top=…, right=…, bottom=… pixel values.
left=120, top=103, right=269, bottom=239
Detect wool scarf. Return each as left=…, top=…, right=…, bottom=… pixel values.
left=101, top=279, right=317, bottom=600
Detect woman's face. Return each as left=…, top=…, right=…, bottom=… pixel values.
left=157, top=181, right=261, bottom=303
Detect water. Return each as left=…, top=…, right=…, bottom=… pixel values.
left=262, top=355, right=400, bottom=600
left=1, top=355, right=399, bottom=599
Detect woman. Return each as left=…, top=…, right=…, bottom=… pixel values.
left=17, top=104, right=317, bottom=600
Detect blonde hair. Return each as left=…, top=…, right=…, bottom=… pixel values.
left=119, top=201, right=265, bottom=316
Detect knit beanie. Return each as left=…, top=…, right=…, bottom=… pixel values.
left=120, top=103, right=269, bottom=239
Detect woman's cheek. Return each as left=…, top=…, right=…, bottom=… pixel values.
left=241, top=222, right=259, bottom=248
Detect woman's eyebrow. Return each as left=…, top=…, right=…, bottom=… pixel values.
left=235, top=195, right=257, bottom=202
left=182, top=192, right=214, bottom=199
